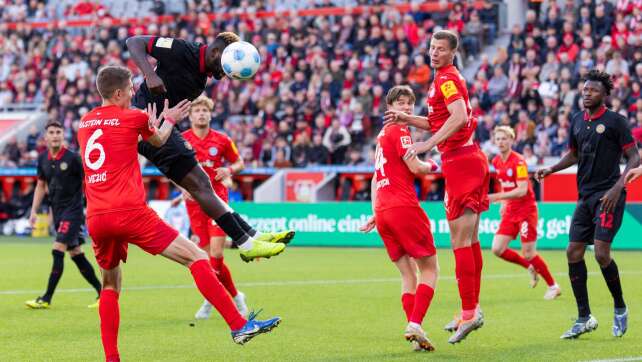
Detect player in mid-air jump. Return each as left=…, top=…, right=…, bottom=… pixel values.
left=126, top=32, right=293, bottom=262
left=78, top=66, right=281, bottom=361
left=385, top=30, right=487, bottom=344
left=25, top=121, right=102, bottom=310
left=488, top=126, right=560, bottom=300
left=360, top=86, right=439, bottom=352
left=536, top=70, right=639, bottom=339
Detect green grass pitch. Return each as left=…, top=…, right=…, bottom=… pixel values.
left=1, top=236, right=641, bottom=361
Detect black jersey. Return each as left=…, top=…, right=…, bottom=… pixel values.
left=569, top=106, right=635, bottom=198
left=133, top=37, right=210, bottom=111
left=36, top=147, right=84, bottom=216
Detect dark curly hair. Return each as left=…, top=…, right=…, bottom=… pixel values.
left=583, top=69, right=614, bottom=96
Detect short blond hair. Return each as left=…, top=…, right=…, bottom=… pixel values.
left=494, top=126, right=515, bottom=139
left=190, top=95, right=214, bottom=112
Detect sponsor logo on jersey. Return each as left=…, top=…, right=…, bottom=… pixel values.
left=156, top=37, right=174, bottom=49
left=440, top=80, right=458, bottom=99
left=209, top=147, right=218, bottom=156
left=516, top=164, right=528, bottom=178
left=400, top=136, right=412, bottom=149
left=60, top=162, right=68, bottom=171
left=596, top=124, right=606, bottom=134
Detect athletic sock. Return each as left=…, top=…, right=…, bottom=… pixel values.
left=569, top=260, right=591, bottom=318
left=530, top=254, right=556, bottom=286
left=71, top=253, right=102, bottom=296
left=499, top=249, right=530, bottom=269
left=409, top=284, right=435, bottom=325
left=214, top=212, right=250, bottom=247
left=401, top=293, right=415, bottom=321
left=453, top=246, right=477, bottom=317
left=232, top=212, right=258, bottom=237
left=42, top=250, right=65, bottom=303
left=210, top=256, right=238, bottom=297
left=99, top=289, right=120, bottom=362
left=189, top=259, right=246, bottom=330
left=471, top=242, right=483, bottom=306
left=600, top=259, right=626, bottom=309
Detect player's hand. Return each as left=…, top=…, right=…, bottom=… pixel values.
left=625, top=166, right=642, bottom=184
left=214, top=167, right=232, bottom=181
left=146, top=73, right=167, bottom=94
left=359, top=216, right=376, bottom=233
left=403, top=141, right=432, bottom=160
left=488, top=193, right=501, bottom=203
left=29, top=212, right=38, bottom=227
left=181, top=189, right=194, bottom=202
left=162, top=99, right=191, bottom=123
left=146, top=102, right=162, bottom=128
left=170, top=195, right=183, bottom=207
left=534, top=167, right=552, bottom=182
left=600, top=184, right=622, bottom=214
left=383, top=109, right=409, bottom=125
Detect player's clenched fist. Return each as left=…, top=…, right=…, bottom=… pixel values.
left=534, top=167, right=552, bottom=182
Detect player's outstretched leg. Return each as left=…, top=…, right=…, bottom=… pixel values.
left=492, top=235, right=533, bottom=285
left=25, top=247, right=65, bottom=309
left=563, top=242, right=596, bottom=339
left=594, top=240, right=628, bottom=337
left=402, top=255, right=437, bottom=352
left=69, top=248, right=102, bottom=307
left=162, top=234, right=280, bottom=345
left=231, top=212, right=295, bottom=245
left=178, top=167, right=287, bottom=262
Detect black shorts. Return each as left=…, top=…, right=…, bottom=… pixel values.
left=569, top=191, right=626, bottom=244
left=53, top=213, right=85, bottom=248
left=137, top=128, right=198, bottom=184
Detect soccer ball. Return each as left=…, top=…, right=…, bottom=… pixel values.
left=220, top=41, right=261, bottom=80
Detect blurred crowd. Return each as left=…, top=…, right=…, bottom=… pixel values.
left=472, top=0, right=642, bottom=165
left=0, top=0, right=499, bottom=169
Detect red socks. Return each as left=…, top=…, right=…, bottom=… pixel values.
left=99, top=289, right=120, bottom=362
left=471, top=242, right=483, bottom=306
left=453, top=246, right=477, bottom=316
left=401, top=293, right=415, bottom=321
left=499, top=249, right=530, bottom=269
left=189, top=259, right=246, bottom=330
left=530, top=254, right=556, bottom=286
left=210, top=257, right=238, bottom=297
left=410, top=284, right=435, bottom=325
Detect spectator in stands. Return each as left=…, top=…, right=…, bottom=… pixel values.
left=426, top=182, right=444, bottom=201
left=488, top=66, right=509, bottom=103
left=550, top=127, right=569, bottom=157
left=479, top=0, right=499, bottom=42
left=309, top=133, right=330, bottom=165
left=323, top=119, right=351, bottom=164
left=462, top=11, right=484, bottom=59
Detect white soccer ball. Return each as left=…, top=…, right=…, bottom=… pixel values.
left=220, top=41, right=261, bottom=80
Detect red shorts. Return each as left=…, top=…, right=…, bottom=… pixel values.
left=375, top=206, right=436, bottom=262
left=186, top=200, right=225, bottom=248
left=497, top=210, right=538, bottom=242
left=441, top=144, right=490, bottom=221
left=87, top=207, right=178, bottom=270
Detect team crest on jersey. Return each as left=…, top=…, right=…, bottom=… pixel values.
left=209, top=147, right=218, bottom=156
left=60, top=162, right=68, bottom=171
left=184, top=141, right=193, bottom=150
left=507, top=168, right=513, bottom=177
left=596, top=124, right=606, bottom=134
left=400, top=136, right=412, bottom=149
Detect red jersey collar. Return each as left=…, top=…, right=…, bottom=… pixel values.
left=199, top=44, right=212, bottom=76
left=436, top=64, right=456, bottom=74
left=191, top=128, right=212, bottom=141
left=47, top=146, right=67, bottom=161
left=583, top=105, right=607, bottom=121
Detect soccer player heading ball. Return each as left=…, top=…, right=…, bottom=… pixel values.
left=361, top=85, right=439, bottom=352
left=488, top=126, right=561, bottom=300
left=78, top=66, right=281, bottom=361
left=126, top=32, right=293, bottom=262
left=384, top=30, right=488, bottom=344
left=536, top=69, right=640, bottom=339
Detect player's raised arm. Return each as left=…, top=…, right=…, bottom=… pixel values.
left=146, top=99, right=191, bottom=147
left=126, top=35, right=167, bottom=94
left=403, top=152, right=438, bottom=175
left=410, top=98, right=468, bottom=155
left=383, top=110, right=430, bottom=130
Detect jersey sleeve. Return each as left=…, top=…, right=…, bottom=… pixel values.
left=437, top=72, right=464, bottom=106
left=223, top=136, right=241, bottom=164
left=73, top=153, right=84, bottom=179
left=147, top=37, right=188, bottom=64
left=515, top=157, right=529, bottom=181
left=615, top=115, right=635, bottom=151
left=36, top=154, right=45, bottom=181
left=132, top=110, right=155, bottom=141
left=568, top=117, right=578, bottom=151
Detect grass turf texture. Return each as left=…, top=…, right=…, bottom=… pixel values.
left=1, top=237, right=641, bottom=361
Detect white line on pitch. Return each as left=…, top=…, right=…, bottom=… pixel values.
left=581, top=357, right=642, bottom=362
left=2, top=271, right=642, bottom=296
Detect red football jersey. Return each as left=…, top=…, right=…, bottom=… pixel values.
left=78, top=105, right=154, bottom=217
left=182, top=128, right=239, bottom=202
left=427, top=64, right=477, bottom=152
left=374, top=123, right=420, bottom=212
left=492, top=151, right=537, bottom=215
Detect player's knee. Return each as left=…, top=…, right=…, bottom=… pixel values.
left=52, top=242, right=67, bottom=252
left=68, top=247, right=82, bottom=257
left=522, top=249, right=536, bottom=260
left=566, top=246, right=583, bottom=262
left=491, top=244, right=504, bottom=257
left=191, top=247, right=209, bottom=263
left=594, top=252, right=611, bottom=268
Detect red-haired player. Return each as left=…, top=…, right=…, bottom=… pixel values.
left=488, top=126, right=561, bottom=300
left=385, top=30, right=488, bottom=344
